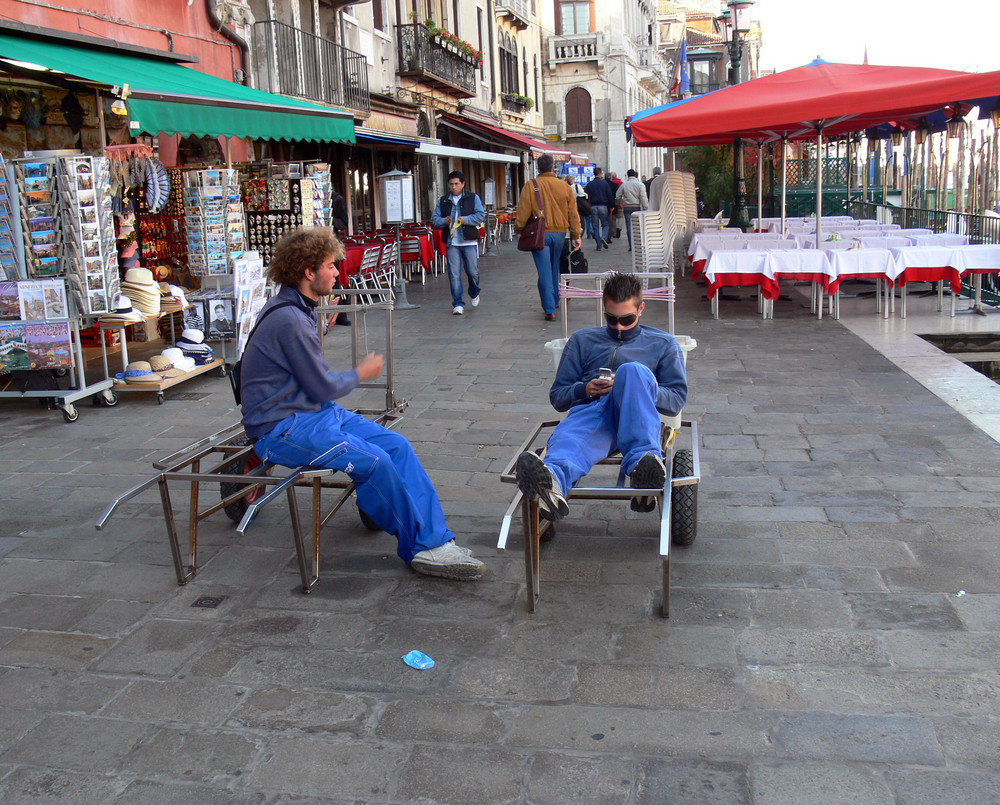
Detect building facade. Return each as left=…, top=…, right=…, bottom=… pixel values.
left=540, top=0, right=671, bottom=180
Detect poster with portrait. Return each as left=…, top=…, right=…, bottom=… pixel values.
left=208, top=298, right=235, bottom=337
left=182, top=300, right=206, bottom=334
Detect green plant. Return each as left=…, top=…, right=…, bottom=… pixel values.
left=423, top=20, right=483, bottom=66
left=678, top=144, right=732, bottom=217
left=503, top=93, right=534, bottom=110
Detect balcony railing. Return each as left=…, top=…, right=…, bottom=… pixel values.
left=496, top=0, right=532, bottom=29
left=548, top=33, right=602, bottom=64
left=253, top=20, right=369, bottom=114
left=500, top=93, right=528, bottom=115
left=395, top=24, right=478, bottom=97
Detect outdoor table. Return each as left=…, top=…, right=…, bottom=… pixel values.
left=690, top=239, right=747, bottom=280
left=890, top=245, right=964, bottom=318
left=854, top=236, right=912, bottom=250
left=400, top=229, right=434, bottom=269
left=953, top=244, right=1000, bottom=315
left=906, top=233, right=970, bottom=247
left=703, top=250, right=778, bottom=318
left=764, top=248, right=836, bottom=319
left=688, top=231, right=746, bottom=257
left=896, top=228, right=934, bottom=237
left=826, top=248, right=897, bottom=318
left=341, top=241, right=383, bottom=284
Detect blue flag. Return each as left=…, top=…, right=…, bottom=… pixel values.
left=679, top=39, right=690, bottom=95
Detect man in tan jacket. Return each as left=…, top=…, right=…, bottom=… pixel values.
left=516, top=154, right=582, bottom=321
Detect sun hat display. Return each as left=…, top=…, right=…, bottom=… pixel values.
left=179, top=328, right=205, bottom=344
left=121, top=267, right=161, bottom=316
left=176, top=328, right=215, bottom=366
left=99, top=294, right=143, bottom=323
left=117, top=360, right=161, bottom=384
left=161, top=347, right=195, bottom=372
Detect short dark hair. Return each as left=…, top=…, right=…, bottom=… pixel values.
left=214, top=303, right=226, bottom=312
left=603, top=272, right=643, bottom=305
left=447, top=170, right=465, bottom=183
left=268, top=227, right=344, bottom=288
left=593, top=167, right=603, bottom=176
left=627, top=169, right=638, bottom=178
left=537, top=153, right=554, bottom=174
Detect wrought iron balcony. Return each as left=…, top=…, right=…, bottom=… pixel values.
left=496, top=0, right=532, bottom=29
left=395, top=24, right=478, bottom=97
left=253, top=20, right=370, bottom=114
left=547, top=33, right=603, bottom=66
left=501, top=94, right=529, bottom=114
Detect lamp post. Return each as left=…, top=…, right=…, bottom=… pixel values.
left=716, top=0, right=755, bottom=230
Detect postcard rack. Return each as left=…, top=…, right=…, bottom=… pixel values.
left=0, top=291, right=116, bottom=422
left=0, top=150, right=119, bottom=421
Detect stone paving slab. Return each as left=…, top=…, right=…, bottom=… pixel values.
left=1, top=240, right=999, bottom=801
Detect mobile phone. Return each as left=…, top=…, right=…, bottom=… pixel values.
left=598, top=367, right=613, bottom=381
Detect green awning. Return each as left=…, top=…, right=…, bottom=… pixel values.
left=0, top=31, right=355, bottom=143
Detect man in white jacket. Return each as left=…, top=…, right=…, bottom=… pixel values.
left=615, top=169, right=649, bottom=252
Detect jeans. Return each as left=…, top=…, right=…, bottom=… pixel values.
left=531, top=231, right=566, bottom=314
left=446, top=243, right=480, bottom=306
left=543, top=362, right=662, bottom=494
left=623, top=206, right=640, bottom=248
left=590, top=205, right=610, bottom=245
left=253, top=403, right=453, bottom=563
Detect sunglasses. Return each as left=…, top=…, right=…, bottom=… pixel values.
left=604, top=311, right=638, bottom=327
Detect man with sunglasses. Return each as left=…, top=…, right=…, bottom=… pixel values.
left=515, top=272, right=688, bottom=519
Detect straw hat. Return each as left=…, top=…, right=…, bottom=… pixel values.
left=123, top=267, right=156, bottom=287
left=161, top=347, right=195, bottom=372
left=122, top=360, right=162, bottom=384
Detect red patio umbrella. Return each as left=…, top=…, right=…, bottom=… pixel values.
left=630, top=60, right=1000, bottom=241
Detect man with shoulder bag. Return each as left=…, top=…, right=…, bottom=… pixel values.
left=515, top=154, right=581, bottom=321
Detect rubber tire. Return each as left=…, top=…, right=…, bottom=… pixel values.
left=62, top=404, right=79, bottom=423
left=670, top=448, right=698, bottom=547
left=358, top=507, right=381, bottom=532
left=221, top=435, right=263, bottom=523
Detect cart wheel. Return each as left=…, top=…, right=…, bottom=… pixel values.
left=220, top=435, right=263, bottom=523
left=61, top=404, right=79, bottom=423
left=218, top=364, right=228, bottom=377
left=53, top=368, right=68, bottom=378
left=670, top=448, right=698, bottom=547
left=102, top=389, right=119, bottom=407
left=156, top=393, right=164, bottom=405
left=358, top=507, right=381, bottom=532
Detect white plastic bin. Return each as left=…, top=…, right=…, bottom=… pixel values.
left=544, top=335, right=696, bottom=430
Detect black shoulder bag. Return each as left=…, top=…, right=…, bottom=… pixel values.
left=229, top=301, right=295, bottom=406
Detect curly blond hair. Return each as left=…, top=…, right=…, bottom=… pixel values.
left=267, top=227, right=345, bottom=287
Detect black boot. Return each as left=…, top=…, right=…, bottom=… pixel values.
left=335, top=311, right=351, bottom=326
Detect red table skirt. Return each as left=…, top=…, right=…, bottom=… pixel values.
left=705, top=273, right=781, bottom=301
left=894, top=266, right=961, bottom=294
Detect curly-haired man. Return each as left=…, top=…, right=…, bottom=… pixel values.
left=239, top=227, right=484, bottom=580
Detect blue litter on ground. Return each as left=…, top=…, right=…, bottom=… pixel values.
left=402, top=650, right=435, bottom=669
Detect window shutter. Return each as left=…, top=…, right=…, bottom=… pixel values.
left=565, top=87, right=592, bottom=134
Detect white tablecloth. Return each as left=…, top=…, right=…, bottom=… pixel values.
left=907, top=233, right=970, bottom=247
left=952, top=244, right=1000, bottom=272
left=827, top=248, right=896, bottom=292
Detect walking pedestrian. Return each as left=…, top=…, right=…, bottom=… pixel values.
left=515, top=154, right=581, bottom=321
left=585, top=167, right=615, bottom=250
left=431, top=171, right=486, bottom=315
left=615, top=169, right=649, bottom=252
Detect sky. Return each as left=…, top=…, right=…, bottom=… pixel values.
left=754, top=0, right=1000, bottom=74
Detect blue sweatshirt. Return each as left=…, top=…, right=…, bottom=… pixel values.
left=240, top=285, right=360, bottom=439
left=550, top=323, right=688, bottom=416
left=584, top=176, right=616, bottom=208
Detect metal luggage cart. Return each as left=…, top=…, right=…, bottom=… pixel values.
left=497, top=271, right=701, bottom=617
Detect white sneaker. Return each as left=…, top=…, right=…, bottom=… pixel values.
left=411, top=541, right=485, bottom=580
left=453, top=305, right=464, bottom=315
left=471, top=295, right=480, bottom=308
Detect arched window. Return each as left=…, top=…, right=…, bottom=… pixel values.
left=565, top=87, right=592, bottom=135
left=498, top=32, right=509, bottom=93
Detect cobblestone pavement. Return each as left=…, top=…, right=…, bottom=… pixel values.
left=1, top=234, right=999, bottom=804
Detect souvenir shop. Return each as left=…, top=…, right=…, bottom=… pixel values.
left=0, top=29, right=355, bottom=420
